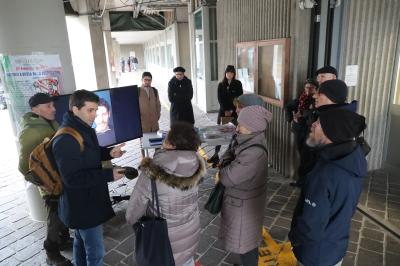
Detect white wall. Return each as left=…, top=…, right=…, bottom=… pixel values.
left=65, top=16, right=98, bottom=91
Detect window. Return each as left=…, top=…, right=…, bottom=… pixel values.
left=209, top=8, right=218, bottom=81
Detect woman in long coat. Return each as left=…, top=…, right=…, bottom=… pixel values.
left=168, top=66, right=195, bottom=125
left=219, top=105, right=272, bottom=266
left=126, top=122, right=206, bottom=266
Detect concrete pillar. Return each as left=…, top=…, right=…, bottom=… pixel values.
left=0, top=0, right=76, bottom=222
left=89, top=18, right=109, bottom=89
left=103, top=12, right=117, bottom=88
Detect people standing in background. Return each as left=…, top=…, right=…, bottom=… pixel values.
left=315, top=65, right=337, bottom=85
left=138, top=72, right=161, bottom=157
left=120, top=57, right=125, bottom=73
left=207, top=65, right=243, bottom=167
left=132, top=56, right=138, bottom=71
left=168, top=66, right=195, bottom=125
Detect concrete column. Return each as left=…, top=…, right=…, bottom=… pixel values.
left=0, top=0, right=76, bottom=222
left=89, top=18, right=109, bottom=89
left=102, top=12, right=117, bottom=88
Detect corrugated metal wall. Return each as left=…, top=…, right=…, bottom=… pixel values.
left=217, top=0, right=294, bottom=176
left=339, top=0, right=400, bottom=170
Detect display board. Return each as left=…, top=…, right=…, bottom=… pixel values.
left=54, top=85, right=142, bottom=147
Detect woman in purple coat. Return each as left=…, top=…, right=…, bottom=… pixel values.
left=219, top=105, right=272, bottom=266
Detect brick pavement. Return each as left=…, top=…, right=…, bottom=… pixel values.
left=0, top=73, right=399, bottom=265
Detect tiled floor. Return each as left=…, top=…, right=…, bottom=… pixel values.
left=0, top=71, right=399, bottom=265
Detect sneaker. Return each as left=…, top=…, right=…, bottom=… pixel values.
left=46, top=252, right=72, bottom=266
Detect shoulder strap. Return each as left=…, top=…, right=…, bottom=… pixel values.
left=51, top=127, right=84, bottom=152
left=238, top=143, right=268, bottom=155
left=150, top=179, right=161, bottom=217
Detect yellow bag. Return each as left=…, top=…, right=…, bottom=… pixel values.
left=258, top=227, right=297, bottom=266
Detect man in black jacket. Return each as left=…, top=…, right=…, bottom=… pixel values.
left=168, top=66, right=195, bottom=125
left=52, top=90, right=125, bottom=266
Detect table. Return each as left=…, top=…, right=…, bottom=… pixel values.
left=141, top=125, right=235, bottom=156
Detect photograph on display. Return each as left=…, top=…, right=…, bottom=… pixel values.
left=93, top=90, right=117, bottom=147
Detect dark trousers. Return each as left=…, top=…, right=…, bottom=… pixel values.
left=43, top=196, right=69, bottom=253
left=239, top=248, right=259, bottom=266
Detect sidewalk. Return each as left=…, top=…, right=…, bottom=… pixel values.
left=0, top=72, right=399, bottom=265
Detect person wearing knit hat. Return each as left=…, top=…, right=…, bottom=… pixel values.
left=289, top=108, right=367, bottom=266
left=207, top=65, right=243, bottom=166
left=237, top=105, right=272, bottom=133
left=235, top=93, right=265, bottom=113
left=218, top=105, right=271, bottom=266
left=314, top=79, right=348, bottom=108
left=315, top=65, right=337, bottom=85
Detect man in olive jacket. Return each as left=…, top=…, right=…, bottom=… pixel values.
left=18, top=93, right=72, bottom=266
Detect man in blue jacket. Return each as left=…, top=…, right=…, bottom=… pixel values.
left=289, top=108, right=367, bottom=266
left=52, top=90, right=125, bottom=266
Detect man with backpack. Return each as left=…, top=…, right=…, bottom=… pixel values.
left=18, top=92, right=72, bottom=266
left=52, top=90, right=125, bottom=266
left=137, top=72, right=161, bottom=157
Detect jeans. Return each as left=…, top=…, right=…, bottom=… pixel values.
left=73, top=225, right=104, bottom=266
left=43, top=196, right=69, bottom=254
left=240, top=248, right=259, bottom=266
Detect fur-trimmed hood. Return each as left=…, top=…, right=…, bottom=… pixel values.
left=140, top=149, right=206, bottom=190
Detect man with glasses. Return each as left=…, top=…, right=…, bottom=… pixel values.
left=138, top=72, right=161, bottom=157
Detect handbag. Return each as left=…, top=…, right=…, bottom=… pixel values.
left=133, top=179, right=175, bottom=266
left=204, top=182, right=225, bottom=215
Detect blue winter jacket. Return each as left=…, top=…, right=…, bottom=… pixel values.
left=52, top=112, right=115, bottom=229
left=289, top=142, right=367, bottom=266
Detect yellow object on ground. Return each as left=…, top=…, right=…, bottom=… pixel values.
left=258, top=227, right=297, bottom=266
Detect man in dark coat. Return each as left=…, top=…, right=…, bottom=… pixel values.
left=52, top=90, right=125, bottom=265
left=289, top=108, right=367, bottom=266
left=168, top=66, right=195, bottom=125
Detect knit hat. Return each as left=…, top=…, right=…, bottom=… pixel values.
left=29, top=93, right=54, bottom=108
left=237, top=105, right=272, bottom=133
left=318, top=79, right=348, bottom=104
left=173, top=66, right=185, bottom=73
left=319, top=109, right=366, bottom=143
left=315, top=65, right=338, bottom=76
left=225, top=65, right=236, bottom=73
left=237, top=94, right=265, bottom=108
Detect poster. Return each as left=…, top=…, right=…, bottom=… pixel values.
left=345, top=65, right=358, bottom=87
left=0, top=54, right=64, bottom=133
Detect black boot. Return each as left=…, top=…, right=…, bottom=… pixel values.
left=46, top=251, right=72, bottom=266
left=58, top=236, right=73, bottom=251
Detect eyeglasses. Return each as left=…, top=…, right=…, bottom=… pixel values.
left=143, top=78, right=152, bottom=81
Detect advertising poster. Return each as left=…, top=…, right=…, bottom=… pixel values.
left=0, top=54, right=64, bottom=133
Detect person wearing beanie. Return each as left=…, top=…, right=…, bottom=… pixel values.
left=235, top=93, right=265, bottom=113
left=315, top=65, right=337, bottom=85
left=168, top=66, right=195, bottom=125
left=290, top=79, right=358, bottom=188
left=218, top=105, right=271, bottom=266
left=207, top=65, right=243, bottom=166
left=18, top=93, right=73, bottom=265
left=289, top=108, right=367, bottom=266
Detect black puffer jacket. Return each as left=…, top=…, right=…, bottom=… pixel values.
left=217, top=79, right=243, bottom=117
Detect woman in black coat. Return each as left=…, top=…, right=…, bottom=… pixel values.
left=168, top=66, right=195, bottom=125
left=208, top=65, right=243, bottom=166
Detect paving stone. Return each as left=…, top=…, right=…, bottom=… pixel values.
left=388, top=209, right=400, bottom=220
left=121, top=252, right=136, bottom=266
left=11, top=235, right=38, bottom=252
left=197, top=234, right=216, bottom=254
left=361, top=228, right=384, bottom=242
left=364, top=220, right=380, bottom=230
left=199, top=247, right=227, bottom=266
left=360, top=237, right=383, bottom=253
left=223, top=252, right=241, bottom=264
left=349, top=230, right=360, bottom=243
left=14, top=241, right=42, bottom=262
left=107, top=224, right=133, bottom=243
left=212, top=239, right=225, bottom=251
left=351, top=220, right=362, bottom=231
left=347, top=242, right=358, bottom=253
left=0, top=247, right=16, bottom=262
left=0, top=227, right=14, bottom=239
left=269, top=226, right=289, bottom=242
left=342, top=252, right=356, bottom=266
left=274, top=217, right=291, bottom=229
left=263, top=216, right=274, bottom=228
left=352, top=211, right=363, bottom=222
left=0, top=234, right=18, bottom=250
left=264, top=208, right=279, bottom=218
left=202, top=224, right=220, bottom=238
left=367, top=201, right=386, bottom=211
left=386, top=252, right=400, bottom=266
left=357, top=248, right=383, bottom=266
left=386, top=235, right=400, bottom=254
left=13, top=222, right=44, bottom=240
left=104, top=250, right=126, bottom=265
left=115, top=235, right=135, bottom=255
left=12, top=217, right=33, bottom=230
left=211, top=215, right=221, bottom=226
left=271, top=195, right=288, bottom=204
left=266, top=201, right=284, bottom=211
